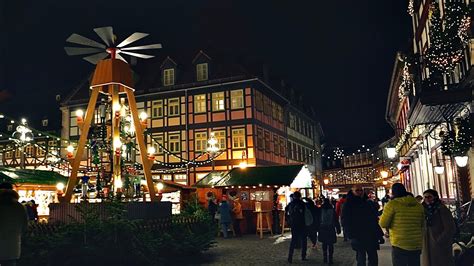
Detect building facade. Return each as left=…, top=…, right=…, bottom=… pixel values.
left=61, top=51, right=323, bottom=186
left=385, top=0, right=473, bottom=203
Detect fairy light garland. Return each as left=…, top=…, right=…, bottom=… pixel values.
left=407, top=0, right=414, bottom=16
left=398, top=62, right=413, bottom=100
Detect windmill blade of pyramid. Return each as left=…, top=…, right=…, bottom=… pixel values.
left=83, top=52, right=109, bottom=64
left=66, top=33, right=106, bottom=49
left=116, top=32, right=149, bottom=48
left=120, top=51, right=154, bottom=59
left=64, top=47, right=104, bottom=56
left=94, top=26, right=114, bottom=46
left=115, top=53, right=128, bottom=63
left=120, top=43, right=162, bottom=51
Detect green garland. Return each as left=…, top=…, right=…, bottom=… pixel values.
left=426, top=2, right=470, bottom=74
left=441, top=117, right=472, bottom=156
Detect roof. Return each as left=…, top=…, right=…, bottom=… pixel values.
left=194, top=164, right=313, bottom=188
left=0, top=167, right=68, bottom=186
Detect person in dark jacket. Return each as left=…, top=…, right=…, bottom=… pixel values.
left=287, top=191, right=307, bottom=263
left=0, top=182, right=28, bottom=266
left=318, top=198, right=341, bottom=264
left=342, top=185, right=384, bottom=266
left=208, top=197, right=218, bottom=222
left=304, top=197, right=320, bottom=249
left=218, top=196, right=232, bottom=238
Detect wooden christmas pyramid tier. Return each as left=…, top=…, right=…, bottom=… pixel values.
left=90, top=58, right=134, bottom=93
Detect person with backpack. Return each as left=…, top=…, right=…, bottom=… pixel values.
left=304, top=197, right=320, bottom=249
left=317, top=198, right=341, bottom=264
left=287, top=191, right=308, bottom=263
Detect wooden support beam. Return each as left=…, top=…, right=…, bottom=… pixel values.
left=61, top=87, right=100, bottom=202
left=125, top=89, right=158, bottom=201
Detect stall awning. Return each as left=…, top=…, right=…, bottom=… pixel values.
left=194, top=165, right=313, bottom=188
left=0, top=167, right=68, bottom=186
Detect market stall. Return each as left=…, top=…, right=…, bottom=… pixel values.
left=195, top=164, right=313, bottom=235
left=0, top=167, right=68, bottom=218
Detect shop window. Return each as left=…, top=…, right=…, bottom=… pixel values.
left=163, top=68, right=175, bottom=86
left=168, top=98, right=180, bottom=116
left=152, top=100, right=163, bottom=118
left=195, top=132, right=208, bottom=152
left=194, top=94, right=206, bottom=113
left=212, top=92, right=225, bottom=111
left=231, top=90, right=244, bottom=109
left=232, top=128, right=246, bottom=149
left=163, top=174, right=172, bottom=181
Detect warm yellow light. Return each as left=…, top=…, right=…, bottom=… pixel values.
left=66, top=145, right=74, bottom=153
left=56, top=182, right=65, bottom=191
left=114, top=178, right=123, bottom=189
left=113, top=137, right=122, bottom=149
left=382, top=180, right=388, bottom=186
left=239, top=161, right=247, bottom=169
left=156, top=182, right=164, bottom=191
left=381, top=170, right=389, bottom=178
left=147, top=146, right=156, bottom=155
left=139, top=112, right=148, bottom=121
left=76, top=109, right=84, bottom=118
left=323, top=179, right=329, bottom=185
left=112, top=103, right=121, bottom=112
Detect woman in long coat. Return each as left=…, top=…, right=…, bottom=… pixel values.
left=422, top=189, right=456, bottom=266
left=318, top=198, right=341, bottom=264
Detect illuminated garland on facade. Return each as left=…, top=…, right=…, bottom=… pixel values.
left=398, top=62, right=413, bottom=101
left=395, top=125, right=414, bottom=152
left=407, top=0, right=415, bottom=16
left=425, top=2, right=470, bottom=73
left=442, top=117, right=472, bottom=156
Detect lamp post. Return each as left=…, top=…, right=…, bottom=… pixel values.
left=207, top=132, right=219, bottom=172
left=12, top=119, right=34, bottom=169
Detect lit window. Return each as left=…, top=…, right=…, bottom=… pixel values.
left=163, top=68, right=175, bottom=86
left=152, top=134, right=164, bottom=154
left=232, top=128, right=246, bottom=149
left=168, top=98, right=180, bottom=116
left=194, top=94, right=206, bottom=113
left=214, top=130, right=226, bottom=150
left=212, top=92, right=225, bottom=111
left=195, top=132, right=208, bottom=152
left=231, top=90, right=244, bottom=109
left=196, top=63, right=208, bottom=81
left=36, top=141, right=46, bottom=156
left=163, top=174, right=172, bottom=181
left=152, top=100, right=163, bottom=118
left=168, top=134, right=180, bottom=152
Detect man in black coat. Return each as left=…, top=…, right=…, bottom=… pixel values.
left=341, top=185, right=384, bottom=266
left=286, top=191, right=307, bottom=263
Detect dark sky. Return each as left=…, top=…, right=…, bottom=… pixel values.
left=1, top=0, right=411, bottom=147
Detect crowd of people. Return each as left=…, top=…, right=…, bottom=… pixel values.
left=285, top=183, right=458, bottom=266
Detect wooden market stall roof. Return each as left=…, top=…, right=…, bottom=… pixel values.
left=0, top=167, right=68, bottom=186
left=194, top=164, right=313, bottom=188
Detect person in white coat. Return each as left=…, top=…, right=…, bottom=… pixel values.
left=0, top=182, right=28, bottom=266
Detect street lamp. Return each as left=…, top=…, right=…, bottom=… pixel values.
left=454, top=156, right=469, bottom=167
left=434, top=165, right=445, bottom=175
left=207, top=132, right=219, bottom=172
left=380, top=170, right=389, bottom=179
left=323, top=178, right=329, bottom=185
left=386, top=147, right=397, bottom=159
left=12, top=120, right=34, bottom=169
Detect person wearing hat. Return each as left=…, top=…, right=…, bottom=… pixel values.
left=219, top=195, right=232, bottom=238
left=0, top=182, right=28, bottom=266
left=232, top=198, right=243, bottom=237
left=380, top=183, right=424, bottom=266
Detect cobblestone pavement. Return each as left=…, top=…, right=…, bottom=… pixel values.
left=200, top=233, right=393, bottom=266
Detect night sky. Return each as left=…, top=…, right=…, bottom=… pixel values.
left=1, top=0, right=412, bottom=147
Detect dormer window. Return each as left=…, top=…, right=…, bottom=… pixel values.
left=163, top=68, right=175, bottom=86
left=196, top=63, right=208, bottom=81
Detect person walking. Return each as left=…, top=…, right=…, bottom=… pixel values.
left=342, top=185, right=384, bottom=266
left=335, top=194, right=347, bottom=241
left=207, top=196, right=218, bottom=222
left=0, top=182, right=28, bottom=266
left=219, top=195, right=232, bottom=238
left=379, top=183, right=424, bottom=266
left=318, top=198, right=341, bottom=264
left=232, top=198, right=243, bottom=237
left=304, top=197, right=320, bottom=249
left=421, top=189, right=456, bottom=266
left=287, top=191, right=308, bottom=263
